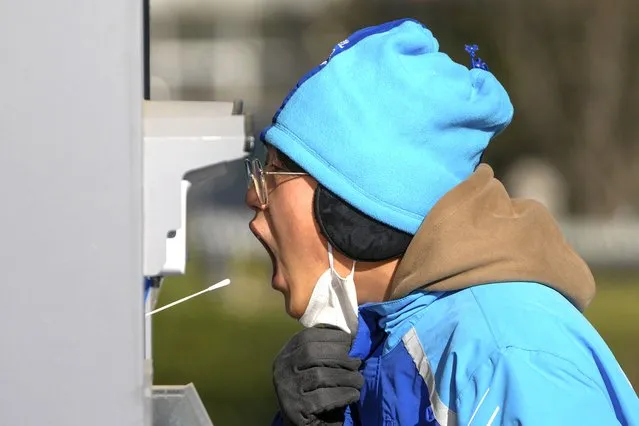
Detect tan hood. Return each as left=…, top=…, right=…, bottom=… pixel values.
left=388, top=164, right=596, bottom=311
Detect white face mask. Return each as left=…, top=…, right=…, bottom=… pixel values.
left=299, top=244, right=359, bottom=335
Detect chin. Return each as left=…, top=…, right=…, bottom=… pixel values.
left=284, top=305, right=300, bottom=319
left=273, top=271, right=312, bottom=320
left=283, top=293, right=305, bottom=320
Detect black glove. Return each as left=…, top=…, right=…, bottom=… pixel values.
left=273, top=325, right=364, bottom=426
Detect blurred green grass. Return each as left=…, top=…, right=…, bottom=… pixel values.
left=153, top=260, right=638, bottom=426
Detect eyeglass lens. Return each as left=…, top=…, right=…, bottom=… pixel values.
left=246, top=158, right=268, bottom=205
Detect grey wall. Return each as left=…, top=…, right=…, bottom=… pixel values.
left=0, top=0, right=146, bottom=425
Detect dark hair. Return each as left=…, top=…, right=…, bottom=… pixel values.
left=276, top=149, right=306, bottom=173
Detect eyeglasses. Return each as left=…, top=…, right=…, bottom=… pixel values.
left=245, top=158, right=307, bottom=206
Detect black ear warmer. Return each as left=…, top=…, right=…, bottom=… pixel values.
left=313, top=185, right=412, bottom=262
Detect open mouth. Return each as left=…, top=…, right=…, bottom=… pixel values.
left=249, top=225, right=278, bottom=279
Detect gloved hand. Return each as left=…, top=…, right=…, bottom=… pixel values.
left=273, top=325, right=364, bottom=426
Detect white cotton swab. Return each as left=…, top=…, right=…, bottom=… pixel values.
left=145, top=278, right=231, bottom=317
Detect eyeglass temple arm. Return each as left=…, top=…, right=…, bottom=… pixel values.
left=263, top=171, right=307, bottom=176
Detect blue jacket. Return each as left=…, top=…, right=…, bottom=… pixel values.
left=275, top=166, right=639, bottom=425
left=343, top=283, right=639, bottom=425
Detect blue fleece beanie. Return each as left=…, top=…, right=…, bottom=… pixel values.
left=261, top=18, right=514, bottom=235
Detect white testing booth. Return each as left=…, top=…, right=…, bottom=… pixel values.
left=0, top=0, right=252, bottom=425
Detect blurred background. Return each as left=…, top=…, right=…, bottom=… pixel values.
left=149, top=1, right=639, bottom=424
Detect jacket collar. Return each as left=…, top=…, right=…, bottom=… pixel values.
left=350, top=290, right=447, bottom=359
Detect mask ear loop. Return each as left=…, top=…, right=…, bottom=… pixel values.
left=328, top=243, right=356, bottom=280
